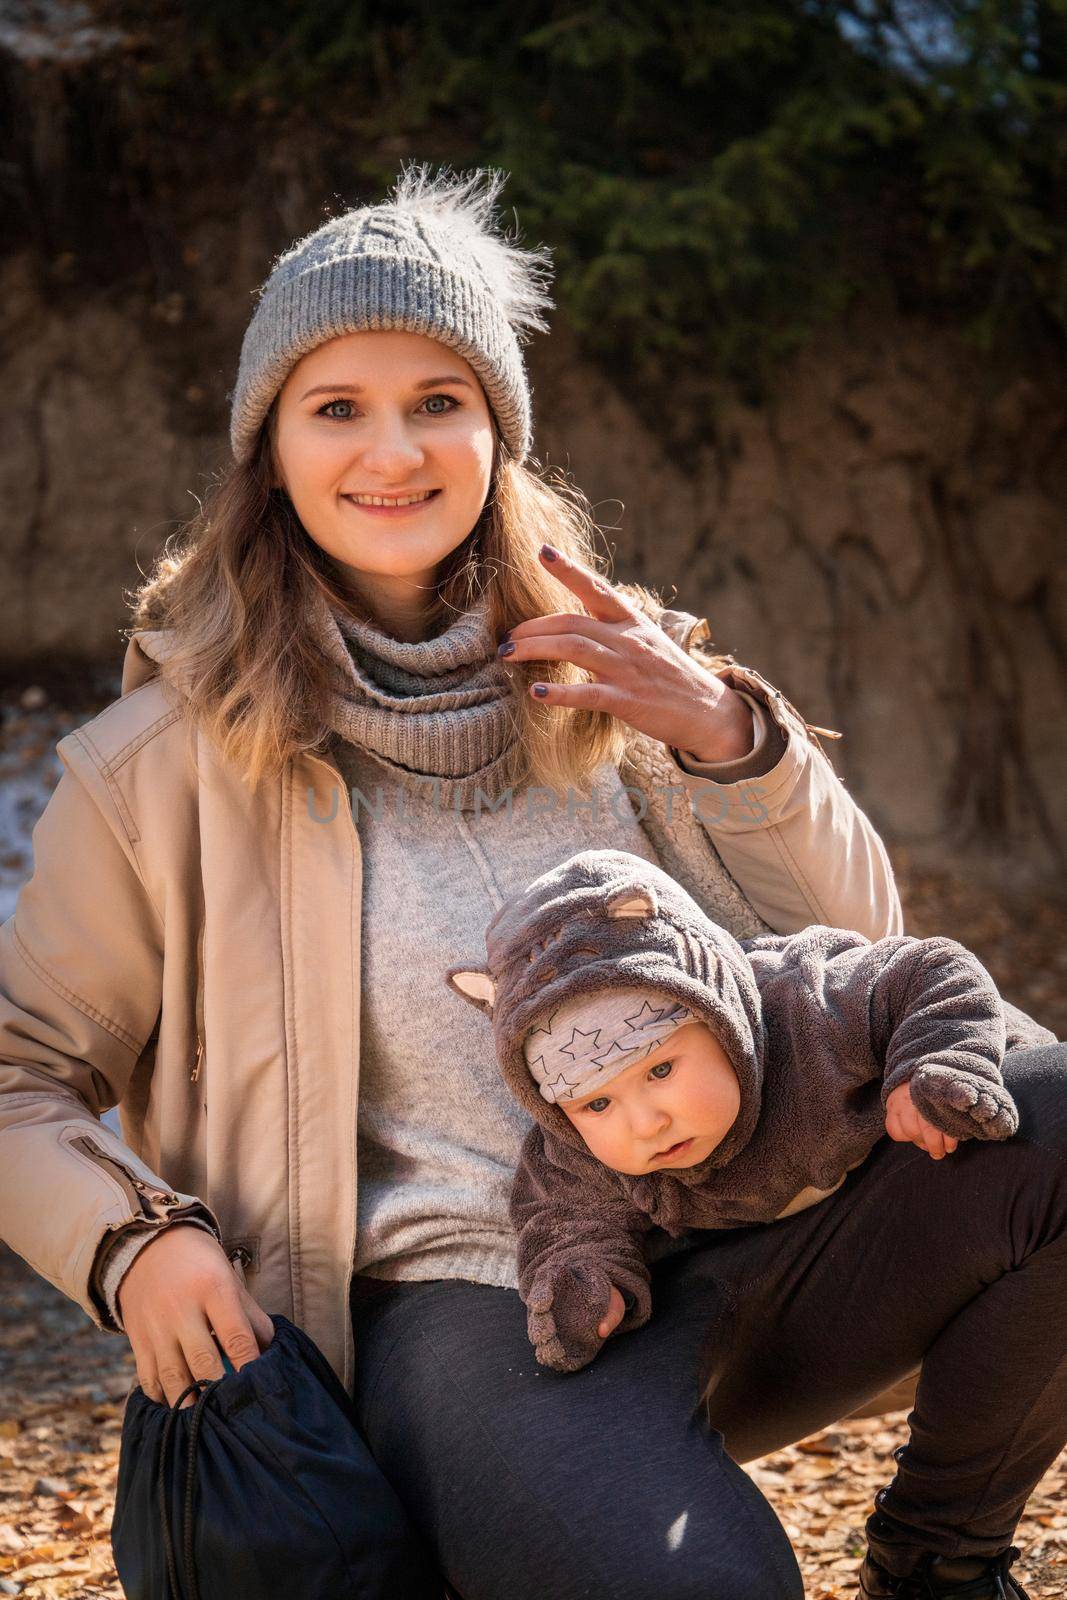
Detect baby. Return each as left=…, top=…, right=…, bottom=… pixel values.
left=446, top=848, right=1057, bottom=1374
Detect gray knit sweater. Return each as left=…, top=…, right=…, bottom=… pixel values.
left=340, top=738, right=777, bottom=1285
left=341, top=692, right=777, bottom=1285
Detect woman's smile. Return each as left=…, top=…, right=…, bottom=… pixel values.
left=341, top=488, right=443, bottom=518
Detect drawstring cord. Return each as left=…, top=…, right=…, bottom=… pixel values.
left=156, top=1376, right=226, bottom=1600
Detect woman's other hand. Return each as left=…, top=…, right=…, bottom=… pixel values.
left=117, top=1223, right=276, bottom=1409
left=497, top=545, right=754, bottom=764
left=885, top=1080, right=960, bottom=1160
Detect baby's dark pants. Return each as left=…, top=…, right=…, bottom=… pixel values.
left=347, top=1043, right=1067, bottom=1599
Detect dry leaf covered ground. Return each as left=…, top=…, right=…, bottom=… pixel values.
left=1, top=694, right=1066, bottom=1597
left=749, top=1420, right=1067, bottom=1598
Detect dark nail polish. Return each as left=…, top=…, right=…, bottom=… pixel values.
left=497, top=640, right=515, bottom=656
left=533, top=683, right=549, bottom=697
left=541, top=543, right=559, bottom=561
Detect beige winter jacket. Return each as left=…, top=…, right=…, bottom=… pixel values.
left=0, top=614, right=902, bottom=1394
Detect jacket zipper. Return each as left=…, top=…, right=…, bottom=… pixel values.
left=69, top=1135, right=183, bottom=1220
left=191, top=919, right=206, bottom=1083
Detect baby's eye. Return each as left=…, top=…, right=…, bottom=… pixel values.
left=583, top=1097, right=611, bottom=1114
left=649, top=1061, right=673, bottom=1080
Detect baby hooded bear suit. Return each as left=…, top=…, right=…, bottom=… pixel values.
left=446, top=849, right=1055, bottom=1373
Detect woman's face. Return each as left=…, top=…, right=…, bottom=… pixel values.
left=272, top=329, right=496, bottom=635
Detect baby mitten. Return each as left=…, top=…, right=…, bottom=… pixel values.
left=907, top=1063, right=1019, bottom=1142
left=526, top=1260, right=650, bottom=1374
left=874, top=935, right=1023, bottom=1144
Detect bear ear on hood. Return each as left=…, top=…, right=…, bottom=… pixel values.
left=605, top=885, right=658, bottom=920
left=446, top=966, right=497, bottom=1017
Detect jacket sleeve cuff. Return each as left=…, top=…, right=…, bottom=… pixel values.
left=670, top=690, right=789, bottom=784
left=663, top=667, right=814, bottom=832
left=94, top=1216, right=220, bottom=1333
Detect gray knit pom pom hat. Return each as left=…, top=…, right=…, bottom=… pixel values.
left=228, top=163, right=554, bottom=465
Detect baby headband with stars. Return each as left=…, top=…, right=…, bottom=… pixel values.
left=522, top=985, right=695, bottom=1105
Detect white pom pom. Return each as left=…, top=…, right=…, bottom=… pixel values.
left=387, top=161, right=555, bottom=343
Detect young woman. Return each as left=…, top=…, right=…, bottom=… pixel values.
left=1, top=166, right=1062, bottom=1600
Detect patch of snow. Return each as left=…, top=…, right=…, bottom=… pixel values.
left=0, top=704, right=83, bottom=923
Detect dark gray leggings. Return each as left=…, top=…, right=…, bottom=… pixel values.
left=348, top=1044, right=1067, bottom=1599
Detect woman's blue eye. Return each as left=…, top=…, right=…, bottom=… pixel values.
left=317, top=394, right=459, bottom=420
left=650, top=1061, right=673, bottom=1079
left=584, top=1097, right=610, bottom=1114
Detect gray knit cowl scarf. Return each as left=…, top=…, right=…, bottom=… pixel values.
left=309, top=582, right=522, bottom=812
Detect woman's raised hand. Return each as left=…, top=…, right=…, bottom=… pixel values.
left=497, top=544, right=755, bottom=764
left=117, top=1223, right=276, bottom=1409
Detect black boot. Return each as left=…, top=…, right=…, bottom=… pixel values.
left=858, top=1542, right=1031, bottom=1598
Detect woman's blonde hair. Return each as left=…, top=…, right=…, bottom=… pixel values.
left=125, top=411, right=678, bottom=799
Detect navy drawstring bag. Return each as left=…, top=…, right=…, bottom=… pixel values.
left=110, top=1310, right=443, bottom=1600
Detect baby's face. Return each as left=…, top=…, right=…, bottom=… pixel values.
left=556, top=1020, right=740, bottom=1176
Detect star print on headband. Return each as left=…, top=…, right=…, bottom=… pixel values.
left=522, top=988, right=695, bottom=1105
